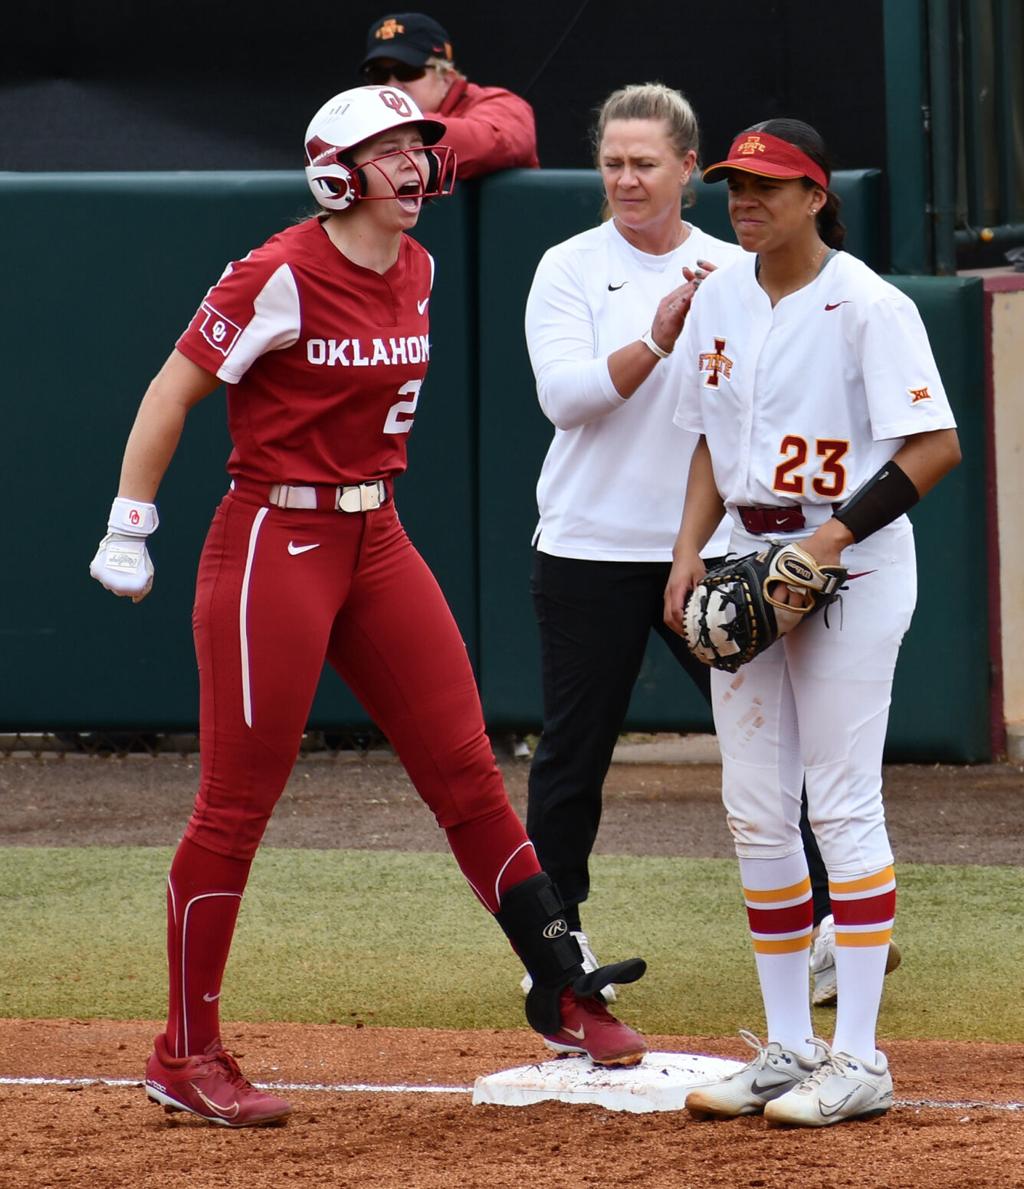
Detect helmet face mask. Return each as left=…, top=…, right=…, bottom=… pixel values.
left=306, top=142, right=456, bottom=211
left=304, top=86, right=456, bottom=212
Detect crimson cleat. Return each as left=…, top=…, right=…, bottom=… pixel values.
left=543, top=987, right=648, bottom=1067
left=144, top=1033, right=291, bottom=1127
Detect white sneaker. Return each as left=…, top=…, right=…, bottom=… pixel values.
left=684, top=1030, right=824, bottom=1120
left=810, top=915, right=838, bottom=1006
left=764, top=1040, right=894, bottom=1126
left=811, top=915, right=903, bottom=1007
left=519, top=931, right=617, bottom=1004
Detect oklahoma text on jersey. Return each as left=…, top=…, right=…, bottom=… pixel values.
left=306, top=335, right=430, bottom=366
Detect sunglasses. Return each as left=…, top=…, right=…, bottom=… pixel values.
left=362, top=61, right=428, bottom=85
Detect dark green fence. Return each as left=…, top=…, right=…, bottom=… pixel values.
left=0, top=172, right=477, bottom=730
left=884, top=0, right=1024, bottom=272
left=0, top=169, right=990, bottom=759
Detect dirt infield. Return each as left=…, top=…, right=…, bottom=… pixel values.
left=2, top=748, right=1023, bottom=863
left=2, top=1019, right=1022, bottom=1188
left=1, top=749, right=1022, bottom=1186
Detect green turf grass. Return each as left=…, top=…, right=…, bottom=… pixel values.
left=0, top=847, right=1020, bottom=1041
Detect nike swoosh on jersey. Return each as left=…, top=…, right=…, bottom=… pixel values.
left=844, top=570, right=877, bottom=580
left=824, top=301, right=851, bottom=311
left=607, top=282, right=628, bottom=291
left=417, top=297, right=429, bottom=314
left=287, top=542, right=321, bottom=556
left=563, top=1024, right=586, bottom=1041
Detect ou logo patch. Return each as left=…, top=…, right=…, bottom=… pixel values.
left=129, top=509, right=141, bottom=526
left=380, top=89, right=413, bottom=118
left=198, top=302, right=242, bottom=357
left=542, top=919, right=568, bottom=940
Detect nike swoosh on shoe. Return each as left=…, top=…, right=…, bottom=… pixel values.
left=818, top=1089, right=859, bottom=1118
left=193, top=1085, right=241, bottom=1118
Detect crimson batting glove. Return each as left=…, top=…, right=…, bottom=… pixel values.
left=90, top=497, right=160, bottom=603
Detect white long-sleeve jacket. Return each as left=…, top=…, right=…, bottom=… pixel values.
left=525, top=218, right=741, bottom=560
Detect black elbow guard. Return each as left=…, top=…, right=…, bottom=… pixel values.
left=833, top=461, right=920, bottom=543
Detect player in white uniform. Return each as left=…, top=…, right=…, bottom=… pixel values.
left=664, top=119, right=960, bottom=1126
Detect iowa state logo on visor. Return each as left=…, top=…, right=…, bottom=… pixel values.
left=736, top=136, right=767, bottom=156
left=699, top=338, right=734, bottom=388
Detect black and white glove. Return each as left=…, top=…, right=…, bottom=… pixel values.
left=89, top=497, right=159, bottom=603
left=683, top=543, right=847, bottom=672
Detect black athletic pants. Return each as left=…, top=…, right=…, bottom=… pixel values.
left=525, top=550, right=831, bottom=930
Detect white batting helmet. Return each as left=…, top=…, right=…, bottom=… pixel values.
left=304, top=85, right=454, bottom=211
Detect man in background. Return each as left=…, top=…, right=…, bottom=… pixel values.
left=359, top=12, right=539, bottom=178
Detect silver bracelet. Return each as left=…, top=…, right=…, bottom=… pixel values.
left=640, top=328, right=672, bottom=359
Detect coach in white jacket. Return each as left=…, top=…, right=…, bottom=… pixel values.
left=521, top=83, right=741, bottom=994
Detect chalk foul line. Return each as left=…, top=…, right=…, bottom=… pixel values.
left=1, top=1076, right=1021, bottom=1112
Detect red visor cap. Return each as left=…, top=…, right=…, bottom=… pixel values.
left=702, top=131, right=829, bottom=189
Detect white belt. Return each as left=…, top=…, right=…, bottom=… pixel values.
left=267, top=480, right=387, bottom=513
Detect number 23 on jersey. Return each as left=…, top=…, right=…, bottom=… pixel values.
left=772, top=435, right=850, bottom=499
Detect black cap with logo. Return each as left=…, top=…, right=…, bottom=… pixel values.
left=360, top=13, right=454, bottom=73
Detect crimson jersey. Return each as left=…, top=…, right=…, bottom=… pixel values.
left=176, top=218, right=435, bottom=485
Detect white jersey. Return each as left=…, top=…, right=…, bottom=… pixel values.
left=526, top=218, right=743, bottom=561
left=673, top=250, right=957, bottom=529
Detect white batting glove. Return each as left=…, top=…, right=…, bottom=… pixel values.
left=90, top=497, right=160, bottom=603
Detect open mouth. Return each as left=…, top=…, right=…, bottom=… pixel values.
left=396, top=181, right=422, bottom=212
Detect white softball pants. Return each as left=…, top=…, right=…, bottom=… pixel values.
left=711, top=519, right=917, bottom=878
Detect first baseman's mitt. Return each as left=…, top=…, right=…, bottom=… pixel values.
left=683, top=543, right=847, bottom=672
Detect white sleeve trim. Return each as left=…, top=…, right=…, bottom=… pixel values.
left=215, top=263, right=302, bottom=384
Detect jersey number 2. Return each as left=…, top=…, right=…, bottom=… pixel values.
left=773, top=436, right=849, bottom=498
left=383, top=380, right=422, bottom=434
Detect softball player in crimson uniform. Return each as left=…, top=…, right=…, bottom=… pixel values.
left=90, top=86, right=646, bottom=1127
left=663, top=119, right=960, bottom=1127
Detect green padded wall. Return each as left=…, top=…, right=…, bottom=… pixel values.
left=2, top=169, right=986, bottom=760
left=883, top=276, right=988, bottom=760
left=476, top=170, right=988, bottom=760
left=0, top=173, right=476, bottom=730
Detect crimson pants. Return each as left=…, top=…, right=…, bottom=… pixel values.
left=165, top=488, right=537, bottom=1055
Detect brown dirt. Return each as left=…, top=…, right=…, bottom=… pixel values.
left=1, top=1020, right=1022, bottom=1189
left=2, top=752, right=1022, bottom=864
left=1, top=752, right=1022, bottom=1187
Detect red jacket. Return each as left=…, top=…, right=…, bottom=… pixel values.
left=429, top=76, right=539, bottom=179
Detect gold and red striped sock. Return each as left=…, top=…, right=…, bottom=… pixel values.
left=739, top=854, right=815, bottom=1055
left=829, top=865, right=896, bottom=1059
